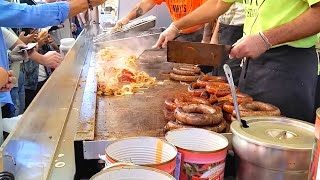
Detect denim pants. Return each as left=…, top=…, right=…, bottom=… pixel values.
left=10, top=68, right=25, bottom=116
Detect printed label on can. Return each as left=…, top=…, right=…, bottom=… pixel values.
left=317, top=138, right=320, bottom=180
left=174, top=152, right=182, bottom=180
left=182, top=160, right=225, bottom=180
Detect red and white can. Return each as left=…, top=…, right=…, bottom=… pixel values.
left=165, top=128, right=229, bottom=180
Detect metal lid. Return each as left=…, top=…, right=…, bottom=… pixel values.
left=231, top=116, right=315, bottom=150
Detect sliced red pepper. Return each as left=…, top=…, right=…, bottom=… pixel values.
left=121, top=69, right=135, bottom=76
left=119, top=75, right=136, bottom=83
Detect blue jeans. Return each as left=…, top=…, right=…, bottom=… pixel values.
left=10, top=68, right=25, bottom=116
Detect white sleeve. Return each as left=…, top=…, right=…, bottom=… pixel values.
left=1, top=28, right=18, bottom=49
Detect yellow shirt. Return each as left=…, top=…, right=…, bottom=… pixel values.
left=223, top=0, right=320, bottom=48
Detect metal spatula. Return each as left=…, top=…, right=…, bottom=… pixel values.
left=223, top=64, right=249, bottom=128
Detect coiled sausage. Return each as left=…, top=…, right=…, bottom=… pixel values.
left=197, top=75, right=227, bottom=88
left=174, top=94, right=210, bottom=107
left=163, top=109, right=176, bottom=122
left=169, top=72, right=200, bottom=82
left=188, top=82, right=205, bottom=97
left=206, top=82, right=238, bottom=97
left=174, top=104, right=223, bottom=126
left=164, top=98, right=177, bottom=111
left=172, top=66, right=201, bottom=76
left=234, top=101, right=281, bottom=117
left=164, top=120, right=227, bottom=133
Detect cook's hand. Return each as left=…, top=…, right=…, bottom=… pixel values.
left=19, top=31, right=37, bottom=44
left=0, top=70, right=16, bottom=92
left=152, top=23, right=180, bottom=49
left=229, top=33, right=271, bottom=59
left=112, top=17, right=129, bottom=32
left=116, top=17, right=130, bottom=27
left=41, top=51, right=63, bottom=69
left=89, top=0, right=106, bottom=7
left=8, top=44, right=29, bottom=62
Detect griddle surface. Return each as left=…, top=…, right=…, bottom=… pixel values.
left=95, top=51, right=188, bottom=140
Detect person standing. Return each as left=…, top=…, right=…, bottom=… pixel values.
left=0, top=0, right=105, bottom=120
left=153, top=0, right=320, bottom=123
left=116, top=0, right=207, bottom=42
left=211, top=2, right=245, bottom=85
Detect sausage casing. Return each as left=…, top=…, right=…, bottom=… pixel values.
left=164, top=120, right=227, bottom=133
left=174, top=104, right=223, bottom=126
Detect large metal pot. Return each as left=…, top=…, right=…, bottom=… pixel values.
left=231, top=116, right=315, bottom=180
left=309, top=108, right=320, bottom=180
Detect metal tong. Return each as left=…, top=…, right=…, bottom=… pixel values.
left=93, top=16, right=157, bottom=43
left=223, top=64, right=249, bottom=128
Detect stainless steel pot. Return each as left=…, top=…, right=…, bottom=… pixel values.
left=309, top=108, right=320, bottom=180
left=231, top=116, right=315, bottom=180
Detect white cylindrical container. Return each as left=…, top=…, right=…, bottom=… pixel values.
left=59, top=38, right=75, bottom=57
left=105, top=137, right=177, bottom=174
left=90, top=166, right=175, bottom=180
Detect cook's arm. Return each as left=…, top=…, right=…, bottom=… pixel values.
left=210, top=21, right=220, bottom=44
left=117, top=0, right=156, bottom=25
left=202, top=20, right=215, bottom=43
left=153, top=0, right=232, bottom=48
left=229, top=2, right=320, bottom=59
left=264, top=2, right=320, bottom=46
left=173, top=0, right=232, bottom=31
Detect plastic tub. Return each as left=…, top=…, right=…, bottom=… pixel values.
left=59, top=38, right=75, bottom=57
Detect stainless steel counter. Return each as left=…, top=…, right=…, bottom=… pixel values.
left=0, top=25, right=102, bottom=180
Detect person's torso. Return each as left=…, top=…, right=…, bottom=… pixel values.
left=0, top=29, right=13, bottom=105
left=25, top=46, right=51, bottom=90
left=164, top=0, right=206, bottom=34
left=241, top=0, right=317, bottom=48
left=218, top=2, right=245, bottom=26
left=37, top=65, right=47, bottom=82
left=50, top=19, right=72, bottom=45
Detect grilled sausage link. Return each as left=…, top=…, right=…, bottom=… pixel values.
left=164, top=120, right=227, bottom=133
left=163, top=109, right=176, bottom=122
left=164, top=98, right=177, bottom=111
left=188, top=82, right=205, bottom=97
left=205, top=82, right=238, bottom=97
left=234, top=101, right=281, bottom=117
left=169, top=72, right=200, bottom=82
left=174, top=104, right=223, bottom=126
left=174, top=95, right=210, bottom=107
left=197, top=75, right=227, bottom=88
left=172, top=66, right=201, bottom=76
